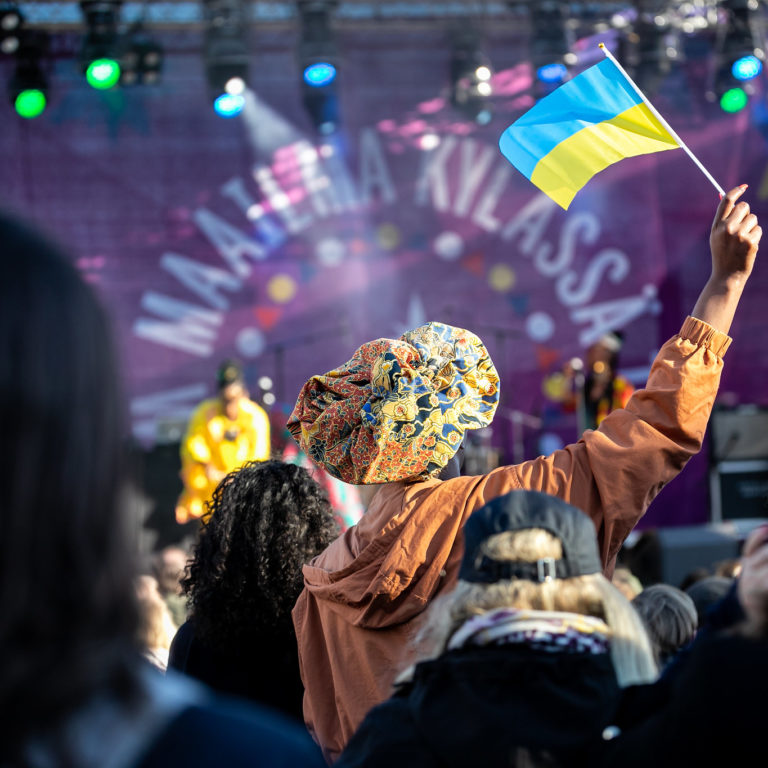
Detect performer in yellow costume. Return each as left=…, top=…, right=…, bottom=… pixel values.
left=176, top=361, right=271, bottom=523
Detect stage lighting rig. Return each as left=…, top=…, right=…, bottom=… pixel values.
left=711, top=0, right=766, bottom=112
left=526, top=1, right=574, bottom=90
left=203, top=0, right=249, bottom=117
left=79, top=1, right=123, bottom=89
left=120, top=23, right=164, bottom=85
left=8, top=31, right=49, bottom=119
left=615, top=0, right=682, bottom=97
left=720, top=0, right=765, bottom=79
left=298, top=1, right=340, bottom=134
left=0, top=2, right=23, bottom=55
left=450, top=32, right=494, bottom=125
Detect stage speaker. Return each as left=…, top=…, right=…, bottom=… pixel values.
left=710, top=406, right=768, bottom=462
left=709, top=406, right=768, bottom=523
left=709, top=460, right=768, bottom=522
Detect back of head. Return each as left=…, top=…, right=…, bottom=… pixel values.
left=418, top=491, right=657, bottom=688
left=632, top=584, right=698, bottom=666
left=0, top=213, right=138, bottom=744
left=685, top=576, right=733, bottom=625
left=135, top=576, right=175, bottom=669
left=183, top=460, right=338, bottom=647
left=152, top=545, right=188, bottom=596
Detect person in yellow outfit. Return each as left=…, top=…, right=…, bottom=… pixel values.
left=176, top=361, right=271, bottom=523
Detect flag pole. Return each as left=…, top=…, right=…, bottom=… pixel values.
left=599, top=42, right=725, bottom=196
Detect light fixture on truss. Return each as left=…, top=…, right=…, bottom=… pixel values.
left=120, top=23, right=164, bottom=85
left=8, top=30, right=49, bottom=118
left=527, top=1, right=575, bottom=91
left=450, top=31, right=494, bottom=125
left=711, top=0, right=765, bottom=112
left=0, top=2, right=23, bottom=55
left=79, top=1, right=123, bottom=89
left=203, top=0, right=249, bottom=117
left=298, top=0, right=340, bottom=134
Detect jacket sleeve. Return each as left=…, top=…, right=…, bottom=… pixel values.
left=472, top=316, right=732, bottom=571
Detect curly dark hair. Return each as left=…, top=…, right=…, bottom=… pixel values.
left=182, top=460, right=338, bottom=648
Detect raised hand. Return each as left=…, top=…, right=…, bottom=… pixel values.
left=691, top=185, right=761, bottom=335
left=710, top=185, right=762, bottom=286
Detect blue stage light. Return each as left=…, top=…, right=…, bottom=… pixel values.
left=303, top=62, right=336, bottom=87
left=732, top=55, right=763, bottom=81
left=537, top=62, right=567, bottom=84
left=213, top=93, right=245, bottom=118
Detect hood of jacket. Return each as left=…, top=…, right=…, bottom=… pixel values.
left=300, top=475, right=483, bottom=630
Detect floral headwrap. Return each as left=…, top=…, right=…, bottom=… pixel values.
left=286, top=322, right=500, bottom=484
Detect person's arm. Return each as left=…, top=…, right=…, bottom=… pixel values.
left=472, top=187, right=761, bottom=572
left=691, top=184, right=761, bottom=333
left=252, top=403, right=271, bottom=461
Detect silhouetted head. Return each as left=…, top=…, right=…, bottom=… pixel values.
left=0, top=212, right=139, bottom=748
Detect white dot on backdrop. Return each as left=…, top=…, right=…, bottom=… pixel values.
left=525, top=311, right=555, bottom=342
left=316, top=237, right=346, bottom=267
left=642, top=284, right=657, bottom=299
left=420, top=133, right=441, bottom=151
left=236, top=327, right=266, bottom=358
left=433, top=231, right=464, bottom=261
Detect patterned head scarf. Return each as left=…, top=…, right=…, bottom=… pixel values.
left=287, top=322, right=500, bottom=484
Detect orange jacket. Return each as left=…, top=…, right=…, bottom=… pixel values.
left=292, top=317, right=731, bottom=762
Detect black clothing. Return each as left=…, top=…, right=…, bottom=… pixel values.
left=138, top=700, right=324, bottom=768
left=601, top=584, right=763, bottom=768
left=599, top=632, right=768, bottom=768
left=168, top=620, right=304, bottom=722
left=337, top=644, right=622, bottom=768
left=16, top=664, right=323, bottom=768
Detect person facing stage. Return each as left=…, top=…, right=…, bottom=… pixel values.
left=287, top=186, right=761, bottom=762
left=176, top=361, right=271, bottom=524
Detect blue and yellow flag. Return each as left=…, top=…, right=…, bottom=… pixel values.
left=499, top=58, right=680, bottom=209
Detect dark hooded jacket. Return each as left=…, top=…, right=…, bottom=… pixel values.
left=337, top=643, right=622, bottom=768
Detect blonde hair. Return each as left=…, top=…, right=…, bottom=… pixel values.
left=413, top=529, right=657, bottom=688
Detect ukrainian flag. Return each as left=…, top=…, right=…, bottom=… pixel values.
left=500, top=58, right=680, bottom=210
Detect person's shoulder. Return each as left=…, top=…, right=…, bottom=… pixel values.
left=138, top=698, right=325, bottom=768
left=189, top=399, right=220, bottom=421
left=239, top=398, right=268, bottom=418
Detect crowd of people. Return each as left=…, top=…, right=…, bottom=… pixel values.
left=2, top=185, right=766, bottom=767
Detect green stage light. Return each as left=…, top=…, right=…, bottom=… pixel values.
left=86, top=58, right=120, bottom=89
left=14, top=88, right=46, bottom=118
left=720, top=87, right=748, bottom=113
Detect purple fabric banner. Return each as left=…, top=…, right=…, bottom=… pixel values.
left=2, top=31, right=767, bottom=527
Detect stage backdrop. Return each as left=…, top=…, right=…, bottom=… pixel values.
left=2, top=27, right=767, bottom=528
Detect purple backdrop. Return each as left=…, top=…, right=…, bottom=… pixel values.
left=2, top=28, right=767, bottom=527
